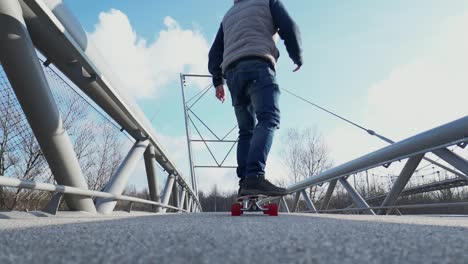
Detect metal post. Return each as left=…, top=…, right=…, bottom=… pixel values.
left=321, top=179, right=337, bottom=210
left=171, top=179, right=180, bottom=212
left=180, top=74, right=197, bottom=193
left=161, top=174, right=175, bottom=213
left=339, top=178, right=375, bottom=215
left=184, top=192, right=189, bottom=210
left=144, top=146, right=161, bottom=212
left=433, top=149, right=468, bottom=177
left=378, top=154, right=424, bottom=215
left=192, top=200, right=197, bottom=213
left=301, top=189, right=317, bottom=213
left=0, top=0, right=96, bottom=213
left=179, top=188, right=186, bottom=211
left=291, top=191, right=301, bottom=212
left=280, top=197, right=290, bottom=213
left=187, top=196, right=192, bottom=212
left=96, top=140, right=149, bottom=214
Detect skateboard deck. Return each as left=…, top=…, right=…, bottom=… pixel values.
left=231, top=194, right=278, bottom=216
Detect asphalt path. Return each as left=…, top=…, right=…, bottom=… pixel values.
left=1, top=211, right=467, bottom=264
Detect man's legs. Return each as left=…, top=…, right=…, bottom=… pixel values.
left=225, top=65, right=256, bottom=193
left=240, top=64, right=287, bottom=196
left=234, top=103, right=256, bottom=181
left=244, top=87, right=280, bottom=179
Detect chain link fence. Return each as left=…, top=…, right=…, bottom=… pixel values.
left=0, top=58, right=133, bottom=211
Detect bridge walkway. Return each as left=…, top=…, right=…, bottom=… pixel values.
left=0, top=212, right=467, bottom=263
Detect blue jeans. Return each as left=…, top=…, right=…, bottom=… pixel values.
left=224, top=59, right=281, bottom=180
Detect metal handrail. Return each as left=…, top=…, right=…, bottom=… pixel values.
left=287, top=116, right=468, bottom=193
left=0, top=176, right=187, bottom=212
left=299, top=201, right=468, bottom=214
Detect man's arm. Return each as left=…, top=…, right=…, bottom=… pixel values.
left=270, top=0, right=303, bottom=67
left=208, top=24, right=225, bottom=87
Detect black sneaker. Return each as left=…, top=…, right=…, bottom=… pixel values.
left=240, top=177, right=288, bottom=196
left=237, top=178, right=245, bottom=197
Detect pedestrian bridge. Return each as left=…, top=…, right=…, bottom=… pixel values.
left=0, top=1, right=467, bottom=263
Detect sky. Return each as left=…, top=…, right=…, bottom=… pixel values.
left=62, top=0, right=468, bottom=193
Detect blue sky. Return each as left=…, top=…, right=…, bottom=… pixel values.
left=63, top=0, right=468, bottom=192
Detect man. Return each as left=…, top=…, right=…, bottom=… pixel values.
left=208, top=0, right=303, bottom=196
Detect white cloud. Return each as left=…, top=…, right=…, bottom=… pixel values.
left=87, top=9, right=210, bottom=99
left=328, top=12, right=468, bottom=165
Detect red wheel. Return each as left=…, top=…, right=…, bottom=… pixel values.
left=231, top=203, right=242, bottom=216
left=268, top=203, right=278, bottom=216
left=263, top=204, right=271, bottom=214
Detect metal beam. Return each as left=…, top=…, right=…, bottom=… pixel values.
left=184, top=193, right=189, bottom=210
left=321, top=179, right=337, bottom=210
left=144, top=146, right=161, bottom=212
left=180, top=74, right=197, bottom=193
left=161, top=175, right=175, bottom=213
left=42, top=193, right=63, bottom=215
left=96, top=140, right=150, bottom=214
left=291, top=191, right=301, bottom=212
left=187, top=196, right=192, bottom=212
left=301, top=190, right=317, bottom=213
left=0, top=0, right=96, bottom=213
left=179, top=189, right=186, bottom=211
left=171, top=180, right=180, bottom=212
left=378, top=154, right=424, bottom=215
left=433, top=148, right=468, bottom=177
left=280, top=197, right=290, bottom=213
left=339, top=178, right=375, bottom=215
left=0, top=175, right=185, bottom=212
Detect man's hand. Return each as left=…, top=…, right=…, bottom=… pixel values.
left=215, top=85, right=225, bottom=103
left=293, top=64, right=302, bottom=72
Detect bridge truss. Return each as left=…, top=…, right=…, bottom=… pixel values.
left=184, top=75, right=468, bottom=215
left=0, top=0, right=201, bottom=214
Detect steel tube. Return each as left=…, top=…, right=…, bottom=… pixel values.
left=280, top=197, right=290, bottom=213
left=321, top=179, right=337, bottom=210
left=378, top=154, right=424, bottom=215
left=301, top=190, right=317, bottom=213
left=179, top=189, right=186, bottom=210
left=187, top=196, right=192, bottom=212
left=0, top=0, right=96, bottom=213
left=291, top=191, right=301, bottom=212
left=144, top=146, right=161, bottom=212
left=184, top=193, right=189, bottom=210
left=180, top=74, right=197, bottom=193
left=0, top=175, right=186, bottom=212
left=287, top=117, right=468, bottom=193
left=161, top=175, right=175, bottom=213
left=339, top=178, right=375, bottom=215
left=96, top=140, right=149, bottom=214
left=172, top=180, right=180, bottom=212
left=433, top=148, right=468, bottom=177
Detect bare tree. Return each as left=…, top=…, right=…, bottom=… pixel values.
left=0, top=87, right=49, bottom=209
left=282, top=128, right=332, bottom=184
left=281, top=127, right=333, bottom=210
left=79, top=122, right=124, bottom=191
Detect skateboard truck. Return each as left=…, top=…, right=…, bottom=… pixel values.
left=231, top=195, right=278, bottom=216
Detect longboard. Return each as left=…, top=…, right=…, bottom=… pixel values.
left=231, top=194, right=278, bottom=216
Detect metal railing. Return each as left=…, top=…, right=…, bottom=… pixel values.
left=271, top=116, right=468, bottom=215
left=0, top=0, right=200, bottom=214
